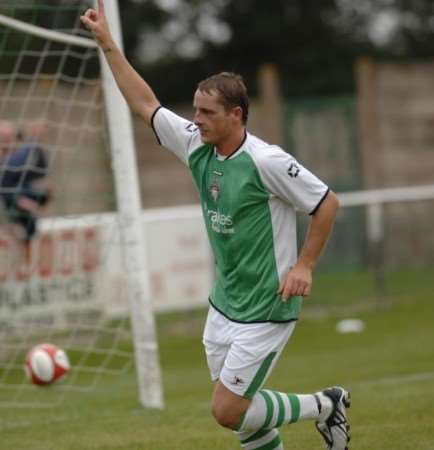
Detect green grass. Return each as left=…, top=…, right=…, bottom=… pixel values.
left=1, top=268, right=434, bottom=449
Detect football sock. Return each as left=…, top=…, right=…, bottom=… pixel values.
left=236, top=428, right=284, bottom=450
left=237, top=389, right=333, bottom=432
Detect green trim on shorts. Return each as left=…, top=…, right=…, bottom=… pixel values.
left=243, top=352, right=277, bottom=399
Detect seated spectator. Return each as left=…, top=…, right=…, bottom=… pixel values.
left=0, top=120, right=51, bottom=244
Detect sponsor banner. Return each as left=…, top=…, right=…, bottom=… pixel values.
left=101, top=206, right=213, bottom=316
left=0, top=227, right=102, bottom=334
left=0, top=206, right=213, bottom=333
left=145, top=212, right=213, bottom=312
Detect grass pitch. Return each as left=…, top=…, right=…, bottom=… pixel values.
left=1, top=268, right=434, bottom=450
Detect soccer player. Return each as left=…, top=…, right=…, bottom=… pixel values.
left=82, top=2, right=351, bottom=449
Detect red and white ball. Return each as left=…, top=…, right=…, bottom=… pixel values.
left=25, top=343, right=70, bottom=386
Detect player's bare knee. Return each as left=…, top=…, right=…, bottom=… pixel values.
left=211, top=397, right=248, bottom=430
left=211, top=403, right=243, bottom=429
left=211, top=381, right=251, bottom=429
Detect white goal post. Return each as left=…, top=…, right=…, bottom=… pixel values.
left=96, top=0, right=164, bottom=411
left=0, top=2, right=163, bottom=409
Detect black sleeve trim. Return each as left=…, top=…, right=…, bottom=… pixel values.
left=150, top=105, right=163, bottom=145
left=309, top=188, right=330, bottom=216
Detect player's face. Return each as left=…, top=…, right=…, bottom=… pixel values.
left=193, top=89, right=238, bottom=146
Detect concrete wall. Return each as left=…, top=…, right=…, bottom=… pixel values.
left=357, top=58, right=434, bottom=189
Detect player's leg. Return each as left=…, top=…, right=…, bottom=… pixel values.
left=235, top=387, right=351, bottom=450
left=210, top=319, right=297, bottom=428
left=205, top=314, right=351, bottom=450
left=206, top=317, right=295, bottom=449
left=202, top=307, right=282, bottom=447
left=231, top=353, right=351, bottom=450
left=218, top=383, right=338, bottom=435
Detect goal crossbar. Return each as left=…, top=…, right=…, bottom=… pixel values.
left=0, top=13, right=97, bottom=48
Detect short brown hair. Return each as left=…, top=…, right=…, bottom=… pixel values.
left=197, top=72, right=249, bottom=124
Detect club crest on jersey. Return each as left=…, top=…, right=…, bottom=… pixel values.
left=209, top=181, right=220, bottom=202
left=288, top=162, right=300, bottom=178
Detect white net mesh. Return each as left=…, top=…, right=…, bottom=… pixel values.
left=0, top=1, right=136, bottom=410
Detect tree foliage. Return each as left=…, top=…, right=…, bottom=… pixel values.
left=121, top=0, right=434, bottom=103
left=335, top=0, right=434, bottom=57
left=125, top=0, right=352, bottom=102
left=3, top=0, right=434, bottom=102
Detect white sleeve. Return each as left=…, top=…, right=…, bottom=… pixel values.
left=151, top=106, right=202, bottom=165
left=254, top=146, right=329, bottom=215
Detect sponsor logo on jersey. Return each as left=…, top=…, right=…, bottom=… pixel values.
left=206, top=208, right=235, bottom=234
left=288, top=162, right=300, bottom=178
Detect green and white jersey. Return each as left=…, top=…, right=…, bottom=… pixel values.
left=152, top=107, right=329, bottom=323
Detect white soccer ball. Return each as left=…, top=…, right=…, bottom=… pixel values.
left=25, top=343, right=70, bottom=386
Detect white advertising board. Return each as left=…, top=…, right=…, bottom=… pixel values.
left=0, top=205, right=213, bottom=334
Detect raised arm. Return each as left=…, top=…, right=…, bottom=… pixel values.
left=80, top=0, right=160, bottom=125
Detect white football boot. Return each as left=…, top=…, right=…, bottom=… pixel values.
left=315, top=386, right=351, bottom=450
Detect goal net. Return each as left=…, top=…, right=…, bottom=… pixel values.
left=0, top=1, right=163, bottom=412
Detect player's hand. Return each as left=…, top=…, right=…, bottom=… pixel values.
left=80, top=0, right=113, bottom=52
left=277, top=263, right=312, bottom=302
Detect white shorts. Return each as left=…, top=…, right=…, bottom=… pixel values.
left=202, top=305, right=296, bottom=399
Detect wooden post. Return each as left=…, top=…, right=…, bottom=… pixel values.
left=356, top=57, right=386, bottom=305
left=356, top=57, right=383, bottom=189
left=257, top=64, right=284, bottom=147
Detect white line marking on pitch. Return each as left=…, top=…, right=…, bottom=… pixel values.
left=350, top=371, right=434, bottom=388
